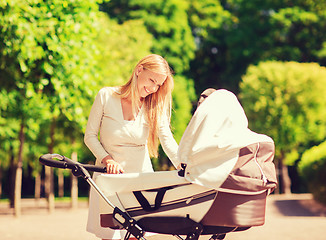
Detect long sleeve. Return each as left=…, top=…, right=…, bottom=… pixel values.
left=84, top=89, right=110, bottom=162
left=158, top=118, right=179, bottom=168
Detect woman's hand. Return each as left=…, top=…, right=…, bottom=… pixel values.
left=176, top=163, right=182, bottom=170
left=101, top=155, right=124, bottom=174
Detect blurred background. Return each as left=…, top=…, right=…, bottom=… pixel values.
left=0, top=0, right=326, bottom=217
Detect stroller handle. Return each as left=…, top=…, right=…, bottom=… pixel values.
left=39, top=153, right=107, bottom=173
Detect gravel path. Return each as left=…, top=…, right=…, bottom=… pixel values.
left=1, top=194, right=325, bottom=240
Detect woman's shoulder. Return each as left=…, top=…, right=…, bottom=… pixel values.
left=98, top=86, right=120, bottom=96
left=95, top=87, right=121, bottom=107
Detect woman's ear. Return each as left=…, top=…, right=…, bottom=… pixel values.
left=135, top=64, right=144, bottom=77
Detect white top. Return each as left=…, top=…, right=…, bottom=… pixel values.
left=178, top=89, right=273, bottom=189
left=84, top=87, right=179, bottom=172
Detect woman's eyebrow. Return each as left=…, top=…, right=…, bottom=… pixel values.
left=150, top=78, right=162, bottom=86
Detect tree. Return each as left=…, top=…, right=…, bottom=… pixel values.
left=0, top=85, right=48, bottom=215
left=101, top=0, right=195, bottom=73
left=239, top=61, right=326, bottom=193
left=299, top=140, right=326, bottom=204
left=96, top=14, right=154, bottom=87
left=0, top=0, right=104, bottom=214
left=268, top=0, right=326, bottom=64
left=188, top=0, right=326, bottom=94
left=187, top=0, right=233, bottom=94
left=0, top=90, right=19, bottom=200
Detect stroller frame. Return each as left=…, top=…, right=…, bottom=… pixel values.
left=39, top=154, right=254, bottom=240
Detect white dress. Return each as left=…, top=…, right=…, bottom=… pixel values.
left=84, top=87, right=179, bottom=239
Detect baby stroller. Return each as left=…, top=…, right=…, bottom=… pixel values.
left=39, top=90, right=277, bottom=240
left=40, top=141, right=276, bottom=240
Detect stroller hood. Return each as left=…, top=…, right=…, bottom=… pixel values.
left=177, top=89, right=274, bottom=190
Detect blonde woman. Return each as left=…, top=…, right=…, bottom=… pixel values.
left=84, top=54, right=179, bottom=239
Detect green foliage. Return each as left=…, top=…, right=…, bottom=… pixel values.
left=188, top=0, right=326, bottom=94
left=188, top=0, right=230, bottom=40
left=239, top=61, right=326, bottom=163
left=101, top=0, right=195, bottom=74
left=269, top=3, right=326, bottom=63
left=299, top=141, right=326, bottom=204
left=0, top=87, right=49, bottom=174
left=0, top=0, right=105, bottom=176
left=0, top=90, right=20, bottom=170
left=187, top=0, right=234, bottom=93
left=97, top=14, right=153, bottom=87
left=0, top=0, right=104, bottom=128
left=171, top=75, right=196, bottom=142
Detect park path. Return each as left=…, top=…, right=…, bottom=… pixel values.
left=1, top=194, right=326, bottom=240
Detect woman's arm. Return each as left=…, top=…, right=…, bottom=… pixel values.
left=158, top=118, right=179, bottom=169
left=84, top=89, right=124, bottom=174
left=84, top=89, right=110, bottom=161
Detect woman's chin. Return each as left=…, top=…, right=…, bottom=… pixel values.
left=140, top=91, right=150, bottom=98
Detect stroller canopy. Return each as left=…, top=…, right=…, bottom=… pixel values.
left=177, top=89, right=273, bottom=190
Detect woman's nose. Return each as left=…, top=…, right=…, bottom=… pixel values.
left=149, top=83, right=159, bottom=92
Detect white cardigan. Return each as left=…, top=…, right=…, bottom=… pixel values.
left=84, top=87, right=179, bottom=172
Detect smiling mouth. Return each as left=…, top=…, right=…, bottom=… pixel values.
left=144, top=87, right=150, bottom=94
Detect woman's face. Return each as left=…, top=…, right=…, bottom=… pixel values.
left=136, top=65, right=167, bottom=99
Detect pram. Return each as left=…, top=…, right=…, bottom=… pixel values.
left=39, top=141, right=276, bottom=240
left=39, top=90, right=278, bottom=240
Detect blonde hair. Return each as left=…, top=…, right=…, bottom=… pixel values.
left=119, top=54, right=174, bottom=158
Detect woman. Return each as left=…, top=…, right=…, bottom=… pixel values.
left=84, top=54, right=179, bottom=239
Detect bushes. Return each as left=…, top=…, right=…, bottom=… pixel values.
left=240, top=61, right=326, bottom=194
left=299, top=141, right=326, bottom=204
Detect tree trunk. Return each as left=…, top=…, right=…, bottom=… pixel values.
left=14, top=122, right=25, bottom=217
left=58, top=169, right=64, bottom=198
left=277, top=156, right=292, bottom=194
left=0, top=167, right=2, bottom=199
left=34, top=173, right=41, bottom=200
left=9, top=147, right=15, bottom=208
left=45, top=118, right=56, bottom=213
left=70, top=149, right=78, bottom=209
left=44, top=166, right=54, bottom=212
